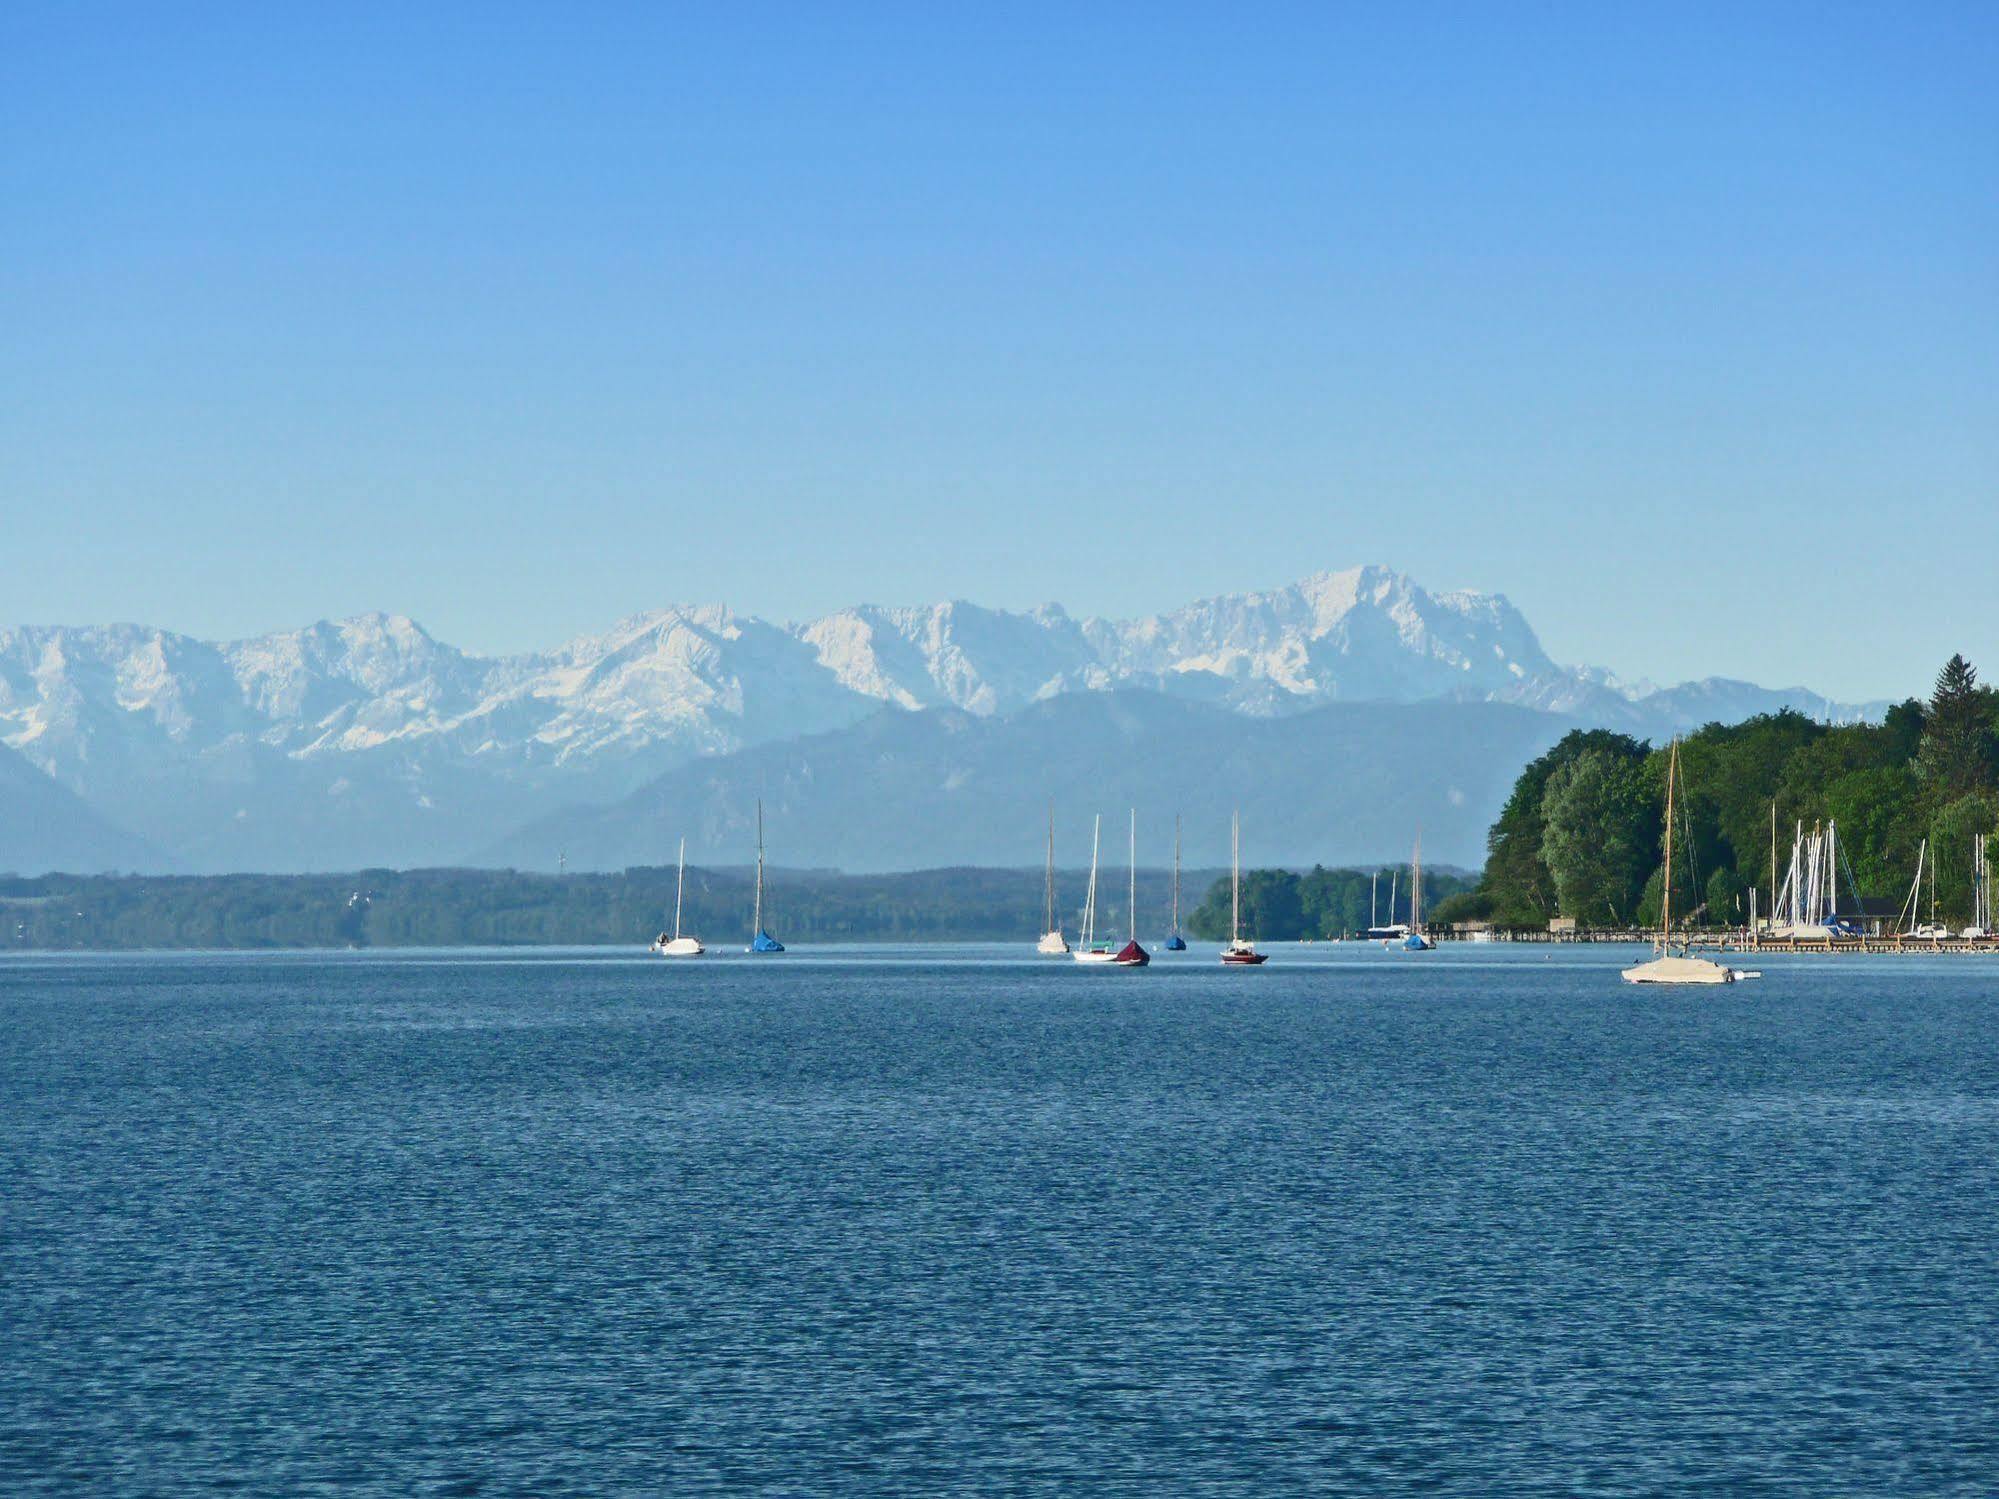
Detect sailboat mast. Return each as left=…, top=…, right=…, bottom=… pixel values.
left=1412, top=829, right=1423, bottom=929
left=1770, top=800, right=1778, bottom=923
left=1085, top=814, right=1101, bottom=944
left=753, top=800, right=765, bottom=932
left=1049, top=807, right=1058, bottom=931
left=674, top=836, right=686, bottom=941
left=1231, top=810, right=1241, bottom=942
left=1172, top=814, right=1181, bottom=932
left=1127, top=808, right=1137, bottom=943
left=1660, top=740, right=1678, bottom=950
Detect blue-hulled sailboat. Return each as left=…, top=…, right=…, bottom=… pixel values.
left=747, top=800, right=785, bottom=953
left=1400, top=829, right=1435, bottom=951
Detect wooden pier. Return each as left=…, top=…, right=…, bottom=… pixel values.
left=1439, top=926, right=1999, bottom=954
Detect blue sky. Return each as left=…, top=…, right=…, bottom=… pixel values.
left=3, top=2, right=1994, bottom=699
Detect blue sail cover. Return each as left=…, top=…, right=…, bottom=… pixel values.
left=1400, top=932, right=1435, bottom=951
left=1163, top=933, right=1187, bottom=951
left=750, top=929, right=786, bottom=953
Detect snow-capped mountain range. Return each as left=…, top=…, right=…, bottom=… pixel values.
left=0, top=566, right=1877, bottom=873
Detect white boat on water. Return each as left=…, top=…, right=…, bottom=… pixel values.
left=650, top=837, right=704, bottom=957
left=1623, top=740, right=1757, bottom=985
left=1037, top=802, right=1069, bottom=955
left=1220, top=810, right=1266, bottom=965
left=1073, top=811, right=1148, bottom=966
left=1073, top=814, right=1117, bottom=963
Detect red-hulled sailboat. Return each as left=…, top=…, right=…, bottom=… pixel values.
left=1113, top=809, right=1150, bottom=966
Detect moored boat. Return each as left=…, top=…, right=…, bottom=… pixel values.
left=1114, top=810, right=1150, bottom=966
left=1073, top=814, right=1118, bottom=962
left=746, top=799, right=785, bottom=953
left=1038, top=802, right=1070, bottom=954
left=1220, top=810, right=1266, bottom=964
left=651, top=837, right=704, bottom=957
left=1622, top=740, right=1756, bottom=985
left=1163, top=813, right=1187, bottom=951
left=1399, top=830, right=1435, bottom=951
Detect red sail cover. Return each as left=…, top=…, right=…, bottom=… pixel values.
left=1113, top=940, right=1150, bottom=967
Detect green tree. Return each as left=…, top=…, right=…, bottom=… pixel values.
left=1820, top=765, right=1924, bottom=899
left=1705, top=867, right=1747, bottom=926
left=1482, top=729, right=1648, bottom=927
left=1915, top=655, right=1996, bottom=799
left=1541, top=745, right=1657, bottom=927
left=1928, top=793, right=1999, bottom=925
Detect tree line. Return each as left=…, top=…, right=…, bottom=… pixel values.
left=1434, top=655, right=1999, bottom=930
left=1186, top=864, right=1475, bottom=941
left=0, top=863, right=1235, bottom=950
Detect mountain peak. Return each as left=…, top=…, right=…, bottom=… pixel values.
left=1, top=567, right=1877, bottom=873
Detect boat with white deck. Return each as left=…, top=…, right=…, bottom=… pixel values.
left=651, top=837, right=704, bottom=957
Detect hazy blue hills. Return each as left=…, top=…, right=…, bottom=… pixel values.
left=476, top=691, right=1579, bottom=873
left=0, top=742, right=165, bottom=875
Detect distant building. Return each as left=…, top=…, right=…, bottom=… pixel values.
left=1839, top=898, right=1902, bottom=939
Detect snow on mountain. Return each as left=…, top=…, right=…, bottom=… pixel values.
left=1093, top=566, right=1562, bottom=708
left=0, top=565, right=1878, bottom=872
left=799, top=601, right=1098, bottom=713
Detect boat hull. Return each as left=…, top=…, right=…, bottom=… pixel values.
left=1621, top=955, right=1741, bottom=985
left=1037, top=931, right=1071, bottom=955
left=1221, top=950, right=1267, bottom=965
left=652, top=936, right=704, bottom=957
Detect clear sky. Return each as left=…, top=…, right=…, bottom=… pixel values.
left=3, top=2, right=1994, bottom=700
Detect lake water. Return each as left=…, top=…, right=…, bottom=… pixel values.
left=3, top=943, right=1997, bottom=1494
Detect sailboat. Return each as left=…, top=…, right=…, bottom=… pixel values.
left=1965, top=833, right=1992, bottom=940
left=1622, top=740, right=1756, bottom=984
left=1163, top=813, right=1187, bottom=950
left=650, top=837, right=704, bottom=956
left=1899, top=838, right=1953, bottom=939
left=1221, top=810, right=1267, bottom=964
left=1037, top=802, right=1069, bottom=954
left=1398, top=830, right=1435, bottom=951
left=747, top=800, right=784, bottom=953
left=1073, top=815, right=1118, bottom=963
left=1366, top=868, right=1407, bottom=941
left=1111, top=809, right=1151, bottom=966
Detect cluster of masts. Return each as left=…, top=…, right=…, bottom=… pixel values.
left=649, top=801, right=1438, bottom=965
left=1038, top=808, right=1435, bottom=966
left=1753, top=808, right=1992, bottom=942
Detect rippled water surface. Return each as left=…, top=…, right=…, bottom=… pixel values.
left=4, top=944, right=1998, bottom=1494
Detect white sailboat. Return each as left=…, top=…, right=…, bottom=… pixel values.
left=1221, top=810, right=1267, bottom=964
left=1965, top=833, right=1992, bottom=940
left=1900, top=837, right=1953, bottom=939
left=1623, top=740, right=1755, bottom=985
left=651, top=837, right=704, bottom=956
left=1037, top=802, right=1069, bottom=954
left=1073, top=814, right=1117, bottom=963
left=1366, top=867, right=1407, bottom=941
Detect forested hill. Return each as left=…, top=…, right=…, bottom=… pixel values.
left=0, top=858, right=1475, bottom=952
left=1438, top=655, right=1999, bottom=931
